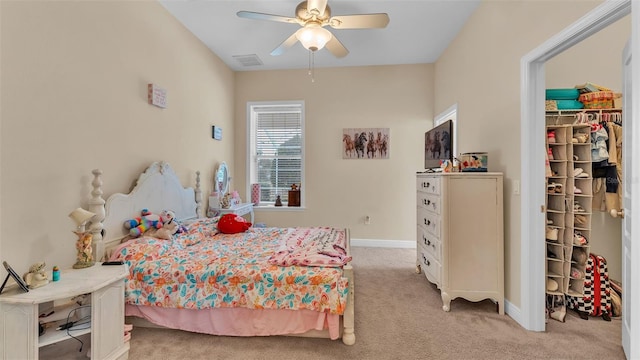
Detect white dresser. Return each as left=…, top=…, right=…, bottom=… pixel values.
left=416, top=172, right=504, bottom=314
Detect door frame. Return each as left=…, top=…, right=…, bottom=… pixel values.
left=519, top=0, right=633, bottom=332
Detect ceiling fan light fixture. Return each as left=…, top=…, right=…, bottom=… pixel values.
left=296, top=26, right=332, bottom=52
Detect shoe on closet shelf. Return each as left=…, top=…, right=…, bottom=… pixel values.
left=574, top=186, right=582, bottom=194
left=573, top=154, right=579, bottom=161
left=574, top=132, right=589, bottom=143
left=548, top=148, right=554, bottom=160
left=546, top=218, right=553, bottom=225
left=573, top=202, right=586, bottom=213
left=546, top=278, right=559, bottom=292
left=573, top=231, right=588, bottom=246
left=570, top=267, right=584, bottom=279
left=547, top=182, right=563, bottom=193
left=546, top=226, right=558, bottom=242
left=574, top=167, right=589, bottom=178
left=547, top=130, right=556, bottom=143
left=574, top=214, right=587, bottom=227
left=572, top=248, right=587, bottom=265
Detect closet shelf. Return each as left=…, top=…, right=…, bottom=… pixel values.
left=546, top=108, right=621, bottom=115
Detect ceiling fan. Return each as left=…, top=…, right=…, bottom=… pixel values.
left=237, top=0, right=390, bottom=58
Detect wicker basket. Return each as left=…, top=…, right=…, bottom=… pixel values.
left=578, top=91, right=614, bottom=109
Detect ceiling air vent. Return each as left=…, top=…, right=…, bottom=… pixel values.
left=233, top=54, right=263, bottom=67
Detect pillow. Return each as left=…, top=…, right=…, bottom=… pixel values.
left=217, top=214, right=252, bottom=234
left=182, top=217, right=220, bottom=238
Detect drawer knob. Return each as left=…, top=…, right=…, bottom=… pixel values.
left=424, top=219, right=431, bottom=226
left=426, top=199, right=431, bottom=205
left=423, top=199, right=427, bottom=205
left=426, top=259, right=430, bottom=266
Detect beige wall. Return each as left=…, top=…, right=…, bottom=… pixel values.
left=0, top=1, right=234, bottom=271
left=234, top=65, right=433, bottom=238
left=434, top=0, right=629, bottom=306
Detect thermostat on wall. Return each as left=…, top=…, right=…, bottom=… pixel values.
left=212, top=126, right=222, bottom=140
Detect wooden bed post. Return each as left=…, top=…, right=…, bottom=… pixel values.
left=195, top=170, right=202, bottom=218
left=88, top=169, right=106, bottom=261
left=342, top=228, right=356, bottom=345
left=342, top=263, right=356, bottom=345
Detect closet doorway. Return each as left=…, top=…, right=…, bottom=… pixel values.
left=520, top=1, right=638, bottom=358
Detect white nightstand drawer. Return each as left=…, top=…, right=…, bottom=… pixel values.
left=417, top=192, right=440, bottom=214
left=417, top=208, right=440, bottom=238
left=417, top=226, right=441, bottom=261
left=419, top=248, right=441, bottom=285
left=416, top=177, right=441, bottom=195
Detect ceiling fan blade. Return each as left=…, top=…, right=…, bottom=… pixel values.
left=270, top=31, right=300, bottom=56
left=325, top=35, right=349, bottom=58
left=329, top=13, right=390, bottom=29
left=306, top=0, right=328, bottom=16
left=237, top=11, right=299, bottom=24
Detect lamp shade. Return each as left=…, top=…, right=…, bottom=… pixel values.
left=296, top=26, right=332, bottom=52
left=68, top=208, right=95, bottom=226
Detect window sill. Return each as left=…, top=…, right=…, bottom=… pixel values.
left=254, top=206, right=306, bottom=211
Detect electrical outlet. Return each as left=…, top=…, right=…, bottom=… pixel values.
left=365, top=215, right=371, bottom=225
left=514, top=180, right=520, bottom=195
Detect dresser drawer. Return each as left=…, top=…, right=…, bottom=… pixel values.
left=416, top=177, right=441, bottom=195
left=417, top=226, right=441, bottom=261
left=417, top=192, right=440, bottom=214
left=418, top=247, right=441, bottom=285
left=417, top=208, right=440, bottom=238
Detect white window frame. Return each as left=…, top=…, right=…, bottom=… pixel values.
left=246, top=100, right=305, bottom=208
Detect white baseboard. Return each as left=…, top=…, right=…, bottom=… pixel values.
left=351, top=238, right=416, bottom=248
left=504, top=299, right=522, bottom=326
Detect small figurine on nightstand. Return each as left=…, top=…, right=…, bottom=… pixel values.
left=23, top=262, right=49, bottom=289
left=73, top=231, right=95, bottom=269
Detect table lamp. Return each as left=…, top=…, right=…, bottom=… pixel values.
left=69, top=207, right=96, bottom=269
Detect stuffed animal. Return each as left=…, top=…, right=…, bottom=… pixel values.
left=153, top=210, right=187, bottom=239
left=123, top=209, right=163, bottom=237
left=217, top=214, right=252, bottom=234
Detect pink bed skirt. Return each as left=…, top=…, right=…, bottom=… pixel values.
left=126, top=304, right=341, bottom=340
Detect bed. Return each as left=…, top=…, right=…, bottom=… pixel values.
left=85, top=161, right=355, bottom=345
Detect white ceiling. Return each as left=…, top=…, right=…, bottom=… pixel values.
left=160, top=1, right=482, bottom=72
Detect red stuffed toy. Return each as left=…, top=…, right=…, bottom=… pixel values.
left=217, top=214, right=252, bottom=234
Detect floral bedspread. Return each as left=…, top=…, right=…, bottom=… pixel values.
left=111, top=222, right=350, bottom=315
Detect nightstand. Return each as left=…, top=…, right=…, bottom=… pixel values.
left=0, top=263, right=130, bottom=359
left=215, top=202, right=255, bottom=224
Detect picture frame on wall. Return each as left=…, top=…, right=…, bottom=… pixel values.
left=342, top=128, right=389, bottom=159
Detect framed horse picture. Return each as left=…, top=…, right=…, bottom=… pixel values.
left=342, top=128, right=389, bottom=159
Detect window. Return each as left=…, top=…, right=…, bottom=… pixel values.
left=247, top=101, right=304, bottom=207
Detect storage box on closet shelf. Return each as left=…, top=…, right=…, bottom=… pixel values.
left=545, top=88, right=583, bottom=110
left=574, top=82, right=616, bottom=109
left=578, top=91, right=614, bottom=109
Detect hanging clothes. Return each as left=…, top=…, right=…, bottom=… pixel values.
left=591, top=117, right=623, bottom=213
left=605, top=122, right=623, bottom=211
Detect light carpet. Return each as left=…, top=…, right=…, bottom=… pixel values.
left=41, top=247, right=624, bottom=360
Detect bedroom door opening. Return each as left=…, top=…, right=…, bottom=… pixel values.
left=520, top=1, right=638, bottom=358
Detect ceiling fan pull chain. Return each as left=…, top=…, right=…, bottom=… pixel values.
left=308, top=51, right=316, bottom=83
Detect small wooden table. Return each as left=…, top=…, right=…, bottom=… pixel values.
left=215, top=203, right=254, bottom=224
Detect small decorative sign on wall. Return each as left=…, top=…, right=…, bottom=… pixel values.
left=212, top=126, right=223, bottom=140
left=147, top=84, right=167, bottom=108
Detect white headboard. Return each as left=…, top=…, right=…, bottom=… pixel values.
left=90, top=161, right=202, bottom=261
